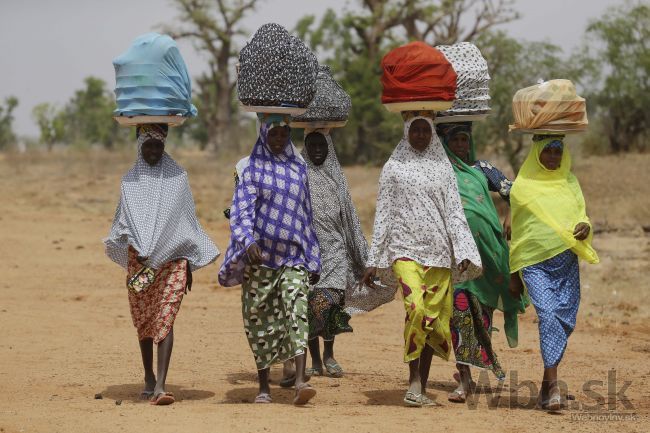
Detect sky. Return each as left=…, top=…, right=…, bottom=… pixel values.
left=0, top=0, right=620, bottom=137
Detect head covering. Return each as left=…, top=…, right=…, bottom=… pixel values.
left=136, top=123, right=169, bottom=143
left=301, top=132, right=395, bottom=314
left=104, top=128, right=219, bottom=271
left=510, top=137, right=599, bottom=272
left=367, top=116, right=482, bottom=283
left=218, top=122, right=321, bottom=287
left=439, top=122, right=526, bottom=347
left=257, top=113, right=291, bottom=128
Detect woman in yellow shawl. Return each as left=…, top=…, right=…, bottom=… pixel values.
left=509, top=135, right=599, bottom=411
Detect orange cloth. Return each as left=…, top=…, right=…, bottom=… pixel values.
left=381, top=41, right=457, bottom=103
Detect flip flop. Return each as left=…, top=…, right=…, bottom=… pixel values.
left=140, top=391, right=154, bottom=400
left=254, top=392, right=272, bottom=404
left=305, top=367, right=323, bottom=377
left=324, top=361, right=344, bottom=378
left=404, top=391, right=423, bottom=407
left=293, top=383, right=316, bottom=406
left=280, top=373, right=311, bottom=388
left=447, top=389, right=466, bottom=403
left=150, top=392, right=175, bottom=406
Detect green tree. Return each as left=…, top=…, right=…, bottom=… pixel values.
left=472, top=31, right=582, bottom=170
left=62, top=77, right=122, bottom=148
left=582, top=1, right=649, bottom=152
left=0, top=96, right=19, bottom=150
left=165, top=0, right=261, bottom=151
left=295, top=0, right=517, bottom=164
left=32, top=103, right=65, bottom=151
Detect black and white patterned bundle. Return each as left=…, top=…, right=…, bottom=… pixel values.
left=238, top=23, right=318, bottom=108
left=293, top=66, right=351, bottom=122
left=436, top=42, right=490, bottom=116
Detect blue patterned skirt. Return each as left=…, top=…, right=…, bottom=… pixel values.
left=521, top=249, right=580, bottom=368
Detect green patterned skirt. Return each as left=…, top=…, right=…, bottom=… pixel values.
left=308, top=287, right=353, bottom=341
left=242, top=265, right=310, bottom=370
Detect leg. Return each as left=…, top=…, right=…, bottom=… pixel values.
left=307, top=337, right=323, bottom=374
left=138, top=338, right=156, bottom=399
left=258, top=368, right=271, bottom=395
left=541, top=366, right=560, bottom=409
left=323, top=338, right=344, bottom=378
left=153, top=328, right=174, bottom=397
left=419, top=344, right=433, bottom=393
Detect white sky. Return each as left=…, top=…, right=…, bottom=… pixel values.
left=0, top=0, right=619, bottom=136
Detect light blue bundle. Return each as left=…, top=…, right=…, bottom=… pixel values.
left=113, top=33, right=197, bottom=117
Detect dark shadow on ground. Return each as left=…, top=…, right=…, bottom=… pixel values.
left=98, top=383, right=215, bottom=403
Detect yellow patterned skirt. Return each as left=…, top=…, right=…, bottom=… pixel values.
left=392, top=259, right=453, bottom=363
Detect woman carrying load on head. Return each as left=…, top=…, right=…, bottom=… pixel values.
left=105, top=124, right=220, bottom=406
left=219, top=114, right=321, bottom=406
left=509, top=135, right=598, bottom=411
left=300, top=129, right=394, bottom=379
left=362, top=112, right=482, bottom=407
left=436, top=122, right=527, bottom=403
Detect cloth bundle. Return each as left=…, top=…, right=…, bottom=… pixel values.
left=238, top=23, right=319, bottom=108
left=509, top=79, right=588, bottom=133
left=113, top=33, right=197, bottom=118
left=381, top=41, right=457, bottom=104
left=436, top=42, right=490, bottom=117
left=292, top=65, right=351, bottom=123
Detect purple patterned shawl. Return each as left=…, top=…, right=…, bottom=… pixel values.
left=218, top=124, right=321, bottom=286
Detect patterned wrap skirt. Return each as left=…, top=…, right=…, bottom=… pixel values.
left=450, top=289, right=505, bottom=380
left=308, top=287, right=353, bottom=341
left=521, top=249, right=580, bottom=368
left=242, top=264, right=310, bottom=370
left=392, top=259, right=453, bottom=363
left=126, top=246, right=187, bottom=344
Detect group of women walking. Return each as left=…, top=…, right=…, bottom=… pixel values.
left=104, top=108, right=598, bottom=410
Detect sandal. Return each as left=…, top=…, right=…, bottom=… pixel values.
left=140, top=390, right=154, bottom=400
left=324, top=361, right=344, bottom=378
left=279, top=373, right=311, bottom=388
left=293, top=383, right=317, bottom=406
left=254, top=392, right=272, bottom=404
left=403, top=391, right=424, bottom=407
left=150, top=392, right=175, bottom=406
left=305, top=367, right=323, bottom=377
left=447, top=389, right=466, bottom=403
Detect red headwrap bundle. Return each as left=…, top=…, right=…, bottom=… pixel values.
left=381, top=42, right=457, bottom=104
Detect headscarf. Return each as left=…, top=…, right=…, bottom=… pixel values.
left=510, top=136, right=599, bottom=272
left=218, top=122, right=321, bottom=287
left=104, top=124, right=220, bottom=271
left=439, top=122, right=526, bottom=347
left=301, top=132, right=396, bottom=314
left=367, top=115, right=482, bottom=283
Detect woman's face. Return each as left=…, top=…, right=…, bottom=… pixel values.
left=539, top=146, right=563, bottom=170
left=267, top=126, right=290, bottom=155
left=408, top=119, right=432, bottom=152
left=448, top=133, right=470, bottom=162
left=305, top=134, right=328, bottom=166
left=141, top=138, right=165, bottom=166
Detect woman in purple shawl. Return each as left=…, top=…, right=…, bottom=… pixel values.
left=219, top=114, right=321, bottom=405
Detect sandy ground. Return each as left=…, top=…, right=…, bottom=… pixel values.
left=0, top=149, right=649, bottom=433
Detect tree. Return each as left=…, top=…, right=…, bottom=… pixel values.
left=32, top=103, right=65, bottom=151
left=582, top=1, right=650, bottom=153
left=472, top=31, right=582, bottom=171
left=62, top=77, right=122, bottom=148
left=296, top=0, right=517, bottom=163
left=0, top=96, right=18, bottom=150
left=165, top=0, right=260, bottom=151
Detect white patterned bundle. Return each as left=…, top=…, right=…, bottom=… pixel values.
left=292, top=66, right=351, bottom=126
left=436, top=42, right=490, bottom=117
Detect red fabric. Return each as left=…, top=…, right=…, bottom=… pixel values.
left=381, top=41, right=457, bottom=104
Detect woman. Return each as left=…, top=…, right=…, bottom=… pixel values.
left=362, top=112, right=482, bottom=407
left=301, top=130, right=389, bottom=378
left=509, top=135, right=599, bottom=411
left=219, top=114, right=321, bottom=405
left=105, top=123, right=220, bottom=406
left=437, top=122, right=527, bottom=403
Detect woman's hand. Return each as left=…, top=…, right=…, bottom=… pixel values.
left=573, top=222, right=590, bottom=241
left=362, top=266, right=379, bottom=290
left=309, top=273, right=320, bottom=285
left=503, top=210, right=512, bottom=240
left=246, top=242, right=263, bottom=265
left=457, top=259, right=470, bottom=273
left=509, top=273, right=523, bottom=299
left=186, top=259, right=193, bottom=292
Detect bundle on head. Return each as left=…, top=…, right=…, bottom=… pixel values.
left=292, top=65, right=351, bottom=124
